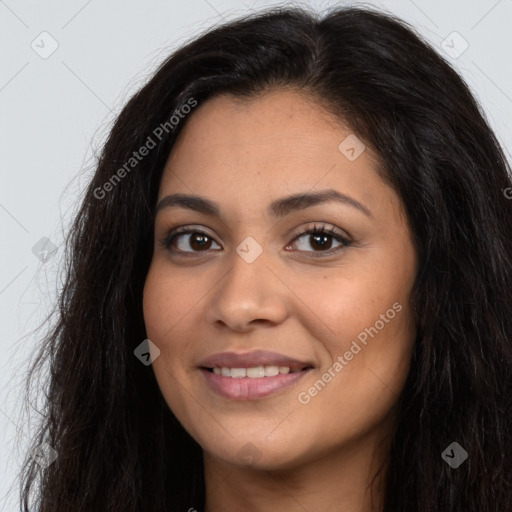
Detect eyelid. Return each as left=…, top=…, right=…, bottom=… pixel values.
left=289, top=223, right=352, bottom=243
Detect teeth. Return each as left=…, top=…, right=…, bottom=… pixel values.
left=264, top=365, right=279, bottom=377
left=247, top=366, right=265, bottom=378
left=211, top=365, right=300, bottom=378
left=231, top=368, right=246, bottom=378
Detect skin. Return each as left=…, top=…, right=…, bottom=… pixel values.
left=143, top=89, right=418, bottom=512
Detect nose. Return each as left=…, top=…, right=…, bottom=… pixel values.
left=205, top=247, right=288, bottom=333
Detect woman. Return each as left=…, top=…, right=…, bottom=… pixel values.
left=20, top=5, right=512, bottom=511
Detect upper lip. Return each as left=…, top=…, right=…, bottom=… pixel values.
left=198, top=350, right=314, bottom=371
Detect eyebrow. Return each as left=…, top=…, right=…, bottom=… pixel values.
left=155, top=189, right=372, bottom=219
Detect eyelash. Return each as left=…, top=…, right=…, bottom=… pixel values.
left=159, top=223, right=352, bottom=258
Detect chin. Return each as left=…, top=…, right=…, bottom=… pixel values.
left=200, top=430, right=311, bottom=471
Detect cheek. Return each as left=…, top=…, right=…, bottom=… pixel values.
left=143, top=263, right=202, bottom=343
left=291, top=286, right=414, bottom=454
left=294, top=256, right=416, bottom=398
left=292, top=260, right=411, bottom=347
left=142, top=265, right=203, bottom=434
left=142, top=265, right=194, bottom=384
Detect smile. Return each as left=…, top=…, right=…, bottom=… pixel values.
left=200, top=366, right=313, bottom=400
left=198, top=349, right=315, bottom=399
left=209, top=365, right=301, bottom=377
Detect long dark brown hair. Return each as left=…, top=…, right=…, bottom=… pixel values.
left=20, top=5, right=512, bottom=511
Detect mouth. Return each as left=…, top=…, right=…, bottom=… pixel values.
left=197, top=350, right=315, bottom=400
left=202, top=365, right=312, bottom=377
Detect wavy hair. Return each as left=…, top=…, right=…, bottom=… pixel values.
left=20, top=5, right=512, bottom=511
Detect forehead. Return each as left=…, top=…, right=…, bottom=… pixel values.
left=166, top=89, right=359, bottom=169
left=158, top=89, right=397, bottom=222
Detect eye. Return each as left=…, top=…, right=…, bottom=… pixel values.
left=160, top=227, right=221, bottom=254
left=285, top=223, right=352, bottom=256
left=159, top=223, right=352, bottom=257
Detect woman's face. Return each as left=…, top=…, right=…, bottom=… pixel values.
left=143, top=89, right=418, bottom=470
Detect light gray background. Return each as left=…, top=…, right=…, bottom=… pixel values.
left=1, top=1, right=511, bottom=510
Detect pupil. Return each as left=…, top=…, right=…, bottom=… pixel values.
left=312, top=234, right=331, bottom=250
left=191, top=234, right=210, bottom=250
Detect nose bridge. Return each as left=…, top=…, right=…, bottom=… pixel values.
left=206, top=242, right=287, bottom=330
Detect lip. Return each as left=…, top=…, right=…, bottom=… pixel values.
left=198, top=349, right=313, bottom=372
left=200, top=367, right=313, bottom=400
left=198, top=350, right=314, bottom=400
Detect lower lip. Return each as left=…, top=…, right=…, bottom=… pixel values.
left=200, top=368, right=311, bottom=400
